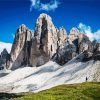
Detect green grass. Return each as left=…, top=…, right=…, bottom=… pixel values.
left=0, top=82, right=100, bottom=100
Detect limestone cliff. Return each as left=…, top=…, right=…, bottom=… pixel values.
left=9, top=24, right=32, bottom=70
left=30, top=14, right=67, bottom=66
left=7, top=13, right=100, bottom=69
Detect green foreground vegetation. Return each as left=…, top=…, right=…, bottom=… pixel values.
left=0, top=82, right=100, bottom=100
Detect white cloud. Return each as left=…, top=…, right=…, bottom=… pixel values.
left=94, top=30, right=100, bottom=41
left=78, top=23, right=100, bottom=42
left=30, top=0, right=60, bottom=11
left=0, top=42, right=12, bottom=54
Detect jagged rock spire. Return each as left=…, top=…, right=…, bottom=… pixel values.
left=9, top=24, right=33, bottom=70
left=69, top=27, right=79, bottom=41
left=30, top=13, right=67, bottom=66
left=0, top=49, right=10, bottom=69
left=7, top=13, right=68, bottom=69
left=7, top=13, right=100, bottom=69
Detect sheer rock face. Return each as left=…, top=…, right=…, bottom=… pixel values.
left=9, top=13, right=68, bottom=68
left=78, top=35, right=100, bottom=61
left=57, top=28, right=67, bottom=49
left=7, top=13, right=100, bottom=69
left=53, top=27, right=100, bottom=65
left=52, top=42, right=77, bottom=65
left=78, top=34, right=93, bottom=53
left=52, top=31, right=77, bottom=65
left=92, top=42, right=100, bottom=60
left=69, top=28, right=93, bottom=54
left=9, top=24, right=32, bottom=70
left=30, top=14, right=67, bottom=66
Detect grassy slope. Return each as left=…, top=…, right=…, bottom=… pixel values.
left=0, top=82, right=100, bottom=100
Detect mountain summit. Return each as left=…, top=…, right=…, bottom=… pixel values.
left=7, top=13, right=67, bottom=70
left=0, top=13, right=100, bottom=93
left=0, top=13, right=100, bottom=70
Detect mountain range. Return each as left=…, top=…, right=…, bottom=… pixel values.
left=0, top=13, right=100, bottom=93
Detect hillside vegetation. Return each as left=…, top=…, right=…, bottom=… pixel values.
left=0, top=82, right=100, bottom=100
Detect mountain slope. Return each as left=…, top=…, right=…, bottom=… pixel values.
left=0, top=55, right=100, bottom=93
left=0, top=82, right=100, bottom=100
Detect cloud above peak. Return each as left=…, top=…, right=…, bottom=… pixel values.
left=78, top=23, right=100, bottom=42
left=30, top=0, right=60, bottom=11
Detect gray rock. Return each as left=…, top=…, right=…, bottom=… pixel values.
left=30, top=14, right=67, bottom=66
left=52, top=39, right=77, bottom=65
left=9, top=14, right=68, bottom=69
left=9, top=24, right=33, bottom=70
left=7, top=13, right=100, bottom=69
left=0, top=49, right=10, bottom=70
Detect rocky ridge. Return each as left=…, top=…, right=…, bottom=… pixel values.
left=30, top=14, right=67, bottom=67
left=8, top=13, right=68, bottom=70
left=8, top=24, right=33, bottom=70
left=0, top=13, right=100, bottom=70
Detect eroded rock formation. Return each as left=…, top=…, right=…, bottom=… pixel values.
left=0, top=49, right=10, bottom=70
left=5, top=13, right=100, bottom=69
left=9, top=24, right=33, bottom=70
left=30, top=14, right=67, bottom=66
left=8, top=13, right=68, bottom=69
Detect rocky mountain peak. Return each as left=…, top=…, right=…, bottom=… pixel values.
left=34, top=13, right=55, bottom=38
left=70, top=27, right=79, bottom=34
left=36, top=13, right=53, bottom=26
left=57, top=27, right=67, bottom=48
left=7, top=13, right=62, bottom=69
left=4, top=13, right=99, bottom=70
left=9, top=25, right=33, bottom=69
left=17, top=24, right=27, bottom=34
left=59, top=27, right=67, bottom=40
left=0, top=49, right=8, bottom=58
left=69, top=27, right=79, bottom=41
left=30, top=13, right=66, bottom=67
left=37, top=13, right=52, bottom=21
left=59, top=27, right=67, bottom=36
left=0, top=49, right=10, bottom=69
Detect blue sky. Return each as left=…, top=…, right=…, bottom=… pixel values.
left=0, top=0, right=100, bottom=43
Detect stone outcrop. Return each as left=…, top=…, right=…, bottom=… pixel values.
left=6, top=13, right=100, bottom=69
left=53, top=27, right=100, bottom=65
left=9, top=24, right=33, bottom=70
left=57, top=27, right=67, bottom=49
left=53, top=28, right=82, bottom=65
left=8, top=13, right=67, bottom=69
left=78, top=34, right=93, bottom=53
left=0, top=49, right=10, bottom=70
left=52, top=41, right=77, bottom=65
left=92, top=41, right=100, bottom=60
left=30, top=14, right=67, bottom=66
